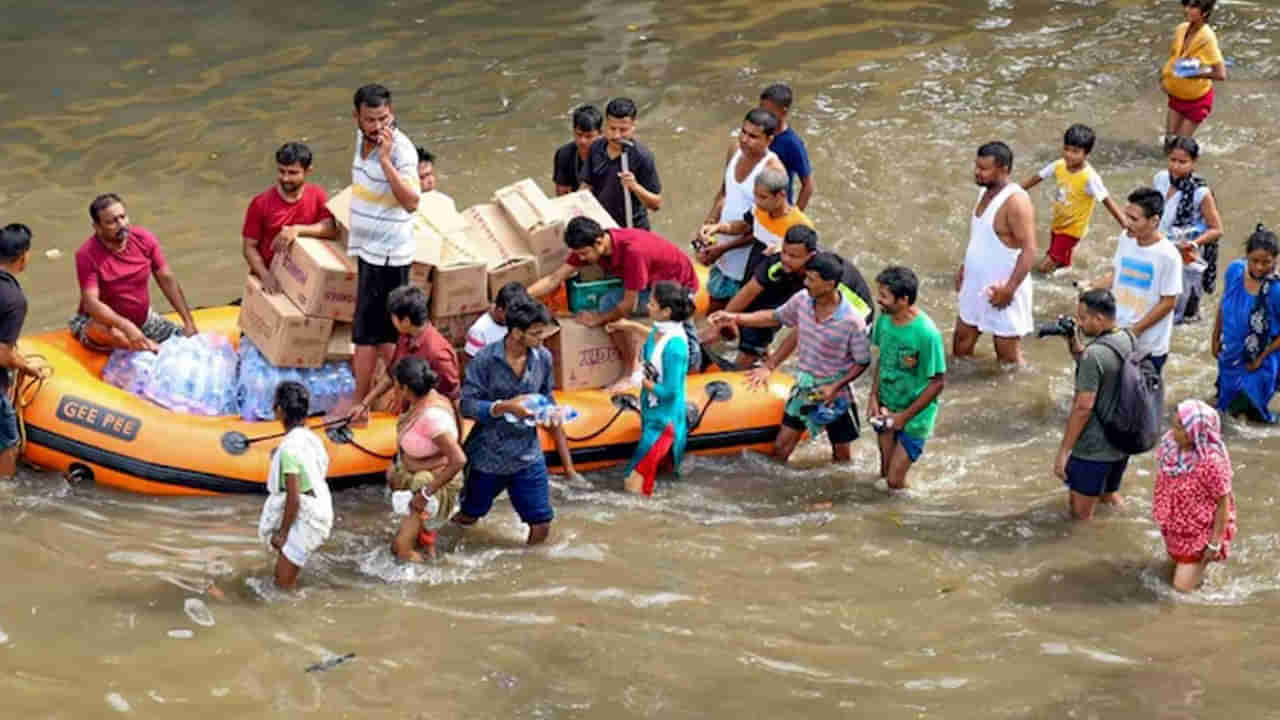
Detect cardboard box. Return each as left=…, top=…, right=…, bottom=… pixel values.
left=432, top=311, right=484, bottom=349
left=416, top=190, right=468, bottom=235
left=326, top=186, right=353, bottom=248
left=462, top=203, right=533, bottom=266
left=487, top=256, right=539, bottom=299
left=271, top=237, right=358, bottom=322
left=549, top=189, right=618, bottom=230
left=547, top=318, right=625, bottom=391
left=430, top=259, right=489, bottom=318
left=238, top=275, right=334, bottom=368
left=326, top=322, right=354, bottom=361
left=494, top=178, right=558, bottom=233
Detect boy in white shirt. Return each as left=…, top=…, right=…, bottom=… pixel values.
left=1094, top=187, right=1183, bottom=374
left=465, top=282, right=530, bottom=358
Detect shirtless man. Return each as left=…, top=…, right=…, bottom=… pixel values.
left=696, top=108, right=786, bottom=312
left=954, top=141, right=1037, bottom=366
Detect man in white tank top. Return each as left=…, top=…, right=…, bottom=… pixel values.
left=695, top=108, right=787, bottom=312
left=954, top=141, right=1038, bottom=366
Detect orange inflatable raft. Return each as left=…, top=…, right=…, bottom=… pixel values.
left=16, top=304, right=789, bottom=496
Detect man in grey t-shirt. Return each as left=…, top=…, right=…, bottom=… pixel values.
left=1054, top=289, right=1134, bottom=521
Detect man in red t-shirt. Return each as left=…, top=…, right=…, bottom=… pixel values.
left=70, top=193, right=199, bottom=353
left=241, top=142, right=336, bottom=293
left=350, top=285, right=461, bottom=419
left=527, top=216, right=701, bottom=390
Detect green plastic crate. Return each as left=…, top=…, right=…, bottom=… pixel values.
left=566, top=276, right=623, bottom=313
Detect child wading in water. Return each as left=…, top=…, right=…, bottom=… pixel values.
left=1154, top=399, right=1237, bottom=592
left=1155, top=135, right=1223, bottom=323
left=1021, top=124, right=1128, bottom=274
left=1161, top=0, right=1226, bottom=140
left=608, top=282, right=694, bottom=494
left=257, top=381, right=333, bottom=590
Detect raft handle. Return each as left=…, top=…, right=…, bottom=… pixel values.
left=563, top=393, right=641, bottom=443
left=220, top=416, right=356, bottom=456
left=688, top=381, right=732, bottom=432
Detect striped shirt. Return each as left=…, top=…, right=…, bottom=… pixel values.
left=752, top=205, right=813, bottom=252
left=775, top=290, right=871, bottom=379
left=349, top=128, right=420, bottom=266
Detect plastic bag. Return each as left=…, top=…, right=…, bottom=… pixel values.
left=102, top=349, right=157, bottom=395
left=234, top=338, right=355, bottom=421
left=141, top=333, right=239, bottom=416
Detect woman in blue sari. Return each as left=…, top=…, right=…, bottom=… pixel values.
left=1214, top=224, right=1280, bottom=422
left=608, top=282, right=694, bottom=495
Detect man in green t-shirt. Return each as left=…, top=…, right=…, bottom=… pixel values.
left=868, top=267, right=947, bottom=490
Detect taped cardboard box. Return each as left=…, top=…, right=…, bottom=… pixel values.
left=432, top=311, right=484, bottom=350
left=487, top=256, right=539, bottom=299
left=326, top=186, right=352, bottom=248
left=238, top=275, right=334, bottom=369
left=326, top=322, right=354, bottom=361
left=462, top=203, right=533, bottom=266
left=494, top=179, right=565, bottom=273
left=547, top=318, right=625, bottom=391
left=429, top=234, right=489, bottom=318
left=541, top=190, right=618, bottom=273
left=271, top=237, right=358, bottom=322
left=549, top=190, right=617, bottom=230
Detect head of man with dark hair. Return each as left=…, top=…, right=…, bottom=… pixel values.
left=778, top=225, right=819, bottom=275
left=493, top=282, right=529, bottom=323
left=273, top=142, right=314, bottom=199
left=974, top=141, right=1014, bottom=188
left=352, top=83, right=394, bottom=147
left=804, top=252, right=844, bottom=299
left=875, top=266, right=919, bottom=312
left=274, top=380, right=310, bottom=429
left=416, top=146, right=437, bottom=192
left=572, top=105, right=603, bottom=155
left=1123, top=187, right=1166, bottom=247
left=504, top=300, right=554, bottom=348
left=602, top=97, right=638, bottom=152
left=759, top=83, right=793, bottom=118
left=0, top=224, right=32, bottom=268
left=563, top=216, right=608, bottom=262
left=387, top=284, right=430, bottom=329
left=1182, top=0, right=1215, bottom=20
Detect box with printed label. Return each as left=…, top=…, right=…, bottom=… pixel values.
left=270, top=237, right=357, bottom=322
left=238, top=275, right=334, bottom=368
left=547, top=318, right=625, bottom=391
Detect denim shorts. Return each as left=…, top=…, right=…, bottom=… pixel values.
left=1065, top=455, right=1129, bottom=497
left=597, top=287, right=651, bottom=318
left=706, top=266, right=744, bottom=301
left=0, top=394, right=17, bottom=451
left=461, top=460, right=554, bottom=525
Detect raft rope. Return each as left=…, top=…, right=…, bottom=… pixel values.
left=9, top=354, right=52, bottom=455
left=240, top=415, right=352, bottom=447
left=563, top=404, right=629, bottom=443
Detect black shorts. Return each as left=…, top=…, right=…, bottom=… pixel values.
left=353, top=258, right=410, bottom=346
left=782, top=402, right=860, bottom=445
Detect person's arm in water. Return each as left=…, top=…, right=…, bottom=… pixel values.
left=988, top=192, right=1037, bottom=309
left=1054, top=388, right=1095, bottom=480
left=527, top=262, right=579, bottom=299
left=154, top=267, right=198, bottom=336
left=271, top=471, right=302, bottom=552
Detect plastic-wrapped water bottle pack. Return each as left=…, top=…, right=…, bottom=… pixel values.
left=235, top=337, right=355, bottom=421
left=503, top=394, right=580, bottom=427
left=141, top=333, right=240, bottom=416
left=102, top=348, right=158, bottom=395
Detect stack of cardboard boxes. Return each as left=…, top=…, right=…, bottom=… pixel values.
left=261, top=180, right=625, bottom=389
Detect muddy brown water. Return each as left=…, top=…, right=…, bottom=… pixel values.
left=2, top=1, right=1279, bottom=717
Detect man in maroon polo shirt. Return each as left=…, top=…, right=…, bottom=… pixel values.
left=350, top=285, right=461, bottom=418
left=70, top=193, right=198, bottom=353
left=241, top=142, right=336, bottom=293
left=527, top=216, right=701, bottom=391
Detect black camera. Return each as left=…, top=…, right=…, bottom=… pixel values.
left=643, top=361, right=660, bottom=382
left=1037, top=315, right=1078, bottom=338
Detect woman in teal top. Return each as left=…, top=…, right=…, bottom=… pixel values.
left=608, top=282, right=693, bottom=495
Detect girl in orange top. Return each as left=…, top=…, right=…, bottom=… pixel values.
left=1161, top=0, right=1227, bottom=140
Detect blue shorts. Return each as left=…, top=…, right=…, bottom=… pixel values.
left=706, top=266, right=743, bottom=301
left=0, top=394, right=18, bottom=451
left=1065, top=455, right=1129, bottom=498
left=896, top=431, right=926, bottom=462
left=597, top=287, right=650, bottom=318
left=460, top=460, right=554, bottom=525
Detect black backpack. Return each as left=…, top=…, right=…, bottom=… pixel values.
left=1090, top=331, right=1164, bottom=455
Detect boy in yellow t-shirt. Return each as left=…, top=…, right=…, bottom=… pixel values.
left=1022, top=124, right=1129, bottom=273
left=1161, top=0, right=1226, bottom=140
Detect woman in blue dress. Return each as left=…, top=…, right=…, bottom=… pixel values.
left=1213, top=224, right=1280, bottom=422
left=608, top=282, right=693, bottom=495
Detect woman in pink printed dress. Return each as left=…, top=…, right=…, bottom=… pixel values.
left=1153, top=399, right=1237, bottom=592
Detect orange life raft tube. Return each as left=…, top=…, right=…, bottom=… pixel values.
left=17, top=303, right=788, bottom=496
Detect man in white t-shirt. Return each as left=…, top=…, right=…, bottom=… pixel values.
left=464, top=282, right=529, bottom=358
left=1094, top=187, right=1182, bottom=374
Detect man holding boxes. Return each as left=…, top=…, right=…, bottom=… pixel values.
left=241, top=142, right=336, bottom=294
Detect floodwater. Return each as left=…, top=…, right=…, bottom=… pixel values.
left=2, top=0, right=1280, bottom=717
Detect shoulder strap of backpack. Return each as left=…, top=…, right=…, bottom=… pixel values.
left=1087, top=330, right=1131, bottom=423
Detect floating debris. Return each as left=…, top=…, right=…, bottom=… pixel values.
left=184, top=598, right=215, bottom=627
left=305, top=652, right=355, bottom=673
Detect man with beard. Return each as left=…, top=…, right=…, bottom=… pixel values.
left=71, top=193, right=198, bottom=352
left=348, top=84, right=421, bottom=421
left=241, top=142, right=336, bottom=293
left=954, top=141, right=1037, bottom=366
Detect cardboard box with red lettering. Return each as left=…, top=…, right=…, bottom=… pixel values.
left=547, top=317, right=625, bottom=391
left=238, top=275, right=334, bottom=368
left=270, top=237, right=358, bottom=322
left=326, top=322, right=354, bottom=361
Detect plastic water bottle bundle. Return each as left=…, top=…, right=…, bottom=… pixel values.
left=234, top=337, right=355, bottom=421
left=101, top=348, right=158, bottom=396
left=141, top=333, right=239, bottom=416
left=503, top=394, right=580, bottom=427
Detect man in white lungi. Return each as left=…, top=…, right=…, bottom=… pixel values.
left=954, top=141, right=1037, bottom=365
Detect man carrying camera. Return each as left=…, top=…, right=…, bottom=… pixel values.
left=1054, top=289, right=1135, bottom=521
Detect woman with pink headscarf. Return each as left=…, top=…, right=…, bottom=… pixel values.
left=1153, top=399, right=1237, bottom=592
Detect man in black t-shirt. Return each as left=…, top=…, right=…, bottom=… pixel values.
left=0, top=223, right=35, bottom=478
left=553, top=105, right=602, bottom=196
left=701, top=225, right=872, bottom=368
left=581, top=97, right=662, bottom=229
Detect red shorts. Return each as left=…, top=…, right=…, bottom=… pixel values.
left=1167, top=86, right=1214, bottom=124
left=1168, top=551, right=1201, bottom=564
left=1047, top=232, right=1081, bottom=267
